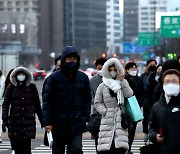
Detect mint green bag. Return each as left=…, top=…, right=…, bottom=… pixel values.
left=124, top=96, right=144, bottom=122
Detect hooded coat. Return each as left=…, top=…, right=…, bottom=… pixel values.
left=2, top=67, right=42, bottom=139
left=42, top=46, right=91, bottom=138
left=94, top=58, right=133, bottom=151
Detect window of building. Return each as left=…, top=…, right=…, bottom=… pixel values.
left=0, top=2, right=3, bottom=7
left=114, top=26, right=120, bottom=30
left=7, top=1, right=12, bottom=7
left=115, top=47, right=120, bottom=52
left=114, top=20, right=120, bottom=24
left=114, top=39, right=120, bottom=43
left=32, top=1, right=37, bottom=7
left=16, top=8, right=20, bottom=11
left=141, top=7, right=148, bottom=10
left=114, top=32, right=120, bottom=37
left=16, top=1, right=20, bottom=6
left=114, top=0, right=119, bottom=4
left=141, top=17, right=148, bottom=20
left=114, top=6, right=119, bottom=10
left=142, top=22, right=149, bottom=25
left=141, top=28, right=148, bottom=31
left=24, top=8, right=29, bottom=12
left=114, top=13, right=120, bottom=17
left=24, top=1, right=29, bottom=6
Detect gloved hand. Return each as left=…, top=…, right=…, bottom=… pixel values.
left=2, top=122, right=7, bottom=133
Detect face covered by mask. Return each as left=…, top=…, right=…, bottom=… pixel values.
left=163, top=83, right=180, bottom=96
left=129, top=70, right=137, bottom=76
left=65, top=62, right=78, bottom=71
left=17, top=74, right=26, bottom=82
left=109, top=71, right=117, bottom=79
left=149, top=65, right=157, bottom=72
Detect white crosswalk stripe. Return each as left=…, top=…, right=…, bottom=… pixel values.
left=0, top=141, right=11, bottom=151
left=31, top=139, right=146, bottom=154
left=0, top=139, right=146, bottom=154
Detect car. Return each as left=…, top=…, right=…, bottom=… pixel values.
left=33, top=70, right=46, bottom=80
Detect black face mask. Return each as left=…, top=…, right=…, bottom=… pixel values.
left=149, top=65, right=157, bottom=72
left=65, top=62, right=77, bottom=71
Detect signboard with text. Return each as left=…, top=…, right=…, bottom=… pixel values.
left=138, top=32, right=160, bottom=46
left=161, top=16, right=180, bottom=38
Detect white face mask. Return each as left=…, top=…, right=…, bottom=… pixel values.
left=163, top=83, right=180, bottom=96
left=17, top=74, right=26, bottom=82
left=129, top=70, right=137, bottom=76
left=155, top=75, right=160, bottom=82
left=109, top=71, right=117, bottom=78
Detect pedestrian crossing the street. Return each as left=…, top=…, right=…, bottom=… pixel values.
left=0, top=139, right=146, bottom=154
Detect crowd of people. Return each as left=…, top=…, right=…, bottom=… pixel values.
left=0, top=46, right=179, bottom=154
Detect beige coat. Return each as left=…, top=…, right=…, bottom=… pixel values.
left=94, top=58, right=133, bottom=151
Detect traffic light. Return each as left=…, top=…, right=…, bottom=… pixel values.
left=35, top=63, right=40, bottom=68
left=102, top=53, right=106, bottom=58
left=113, top=53, right=117, bottom=58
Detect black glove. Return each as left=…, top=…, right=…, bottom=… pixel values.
left=2, top=122, right=6, bottom=133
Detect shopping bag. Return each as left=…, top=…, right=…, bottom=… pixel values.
left=47, top=131, right=53, bottom=149
left=124, top=95, right=144, bottom=122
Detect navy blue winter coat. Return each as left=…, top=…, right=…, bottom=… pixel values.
left=42, top=47, right=91, bottom=138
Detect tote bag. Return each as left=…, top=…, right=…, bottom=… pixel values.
left=124, top=95, right=144, bottom=122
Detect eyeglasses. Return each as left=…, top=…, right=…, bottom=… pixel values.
left=164, top=79, right=180, bottom=84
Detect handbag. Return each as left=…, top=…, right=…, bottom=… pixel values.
left=87, top=113, right=101, bottom=135
left=124, top=95, right=144, bottom=122
left=139, top=137, right=158, bottom=154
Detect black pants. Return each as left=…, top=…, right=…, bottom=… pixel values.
left=128, top=122, right=137, bottom=151
left=143, top=104, right=151, bottom=134
left=92, top=132, right=100, bottom=154
left=99, top=142, right=126, bottom=154
left=10, top=138, right=31, bottom=154
left=52, top=135, right=83, bottom=154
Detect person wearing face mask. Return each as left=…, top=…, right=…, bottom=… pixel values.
left=149, top=69, right=180, bottom=154
left=42, top=46, right=91, bottom=154
left=2, top=66, right=43, bottom=154
left=0, top=69, right=5, bottom=143
left=124, top=62, right=144, bottom=154
left=152, top=60, right=180, bottom=104
left=94, top=58, right=133, bottom=154
left=140, top=59, right=157, bottom=142
left=88, top=57, right=107, bottom=153
left=146, top=64, right=162, bottom=106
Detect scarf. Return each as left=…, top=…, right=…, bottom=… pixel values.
left=102, top=77, right=124, bottom=106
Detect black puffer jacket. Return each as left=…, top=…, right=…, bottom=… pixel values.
left=149, top=93, right=180, bottom=154
left=2, top=67, right=42, bottom=139
left=42, top=47, right=91, bottom=138
left=125, top=73, right=144, bottom=107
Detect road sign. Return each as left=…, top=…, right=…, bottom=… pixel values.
left=138, top=32, right=160, bottom=46
left=161, top=16, right=180, bottom=38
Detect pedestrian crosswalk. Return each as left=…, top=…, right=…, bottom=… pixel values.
left=0, top=139, right=146, bottom=154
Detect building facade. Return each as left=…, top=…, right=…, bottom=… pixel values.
left=139, top=0, right=180, bottom=32
left=106, top=0, right=123, bottom=56
left=123, top=0, right=138, bottom=42
left=0, top=0, right=39, bottom=65
left=39, top=0, right=106, bottom=69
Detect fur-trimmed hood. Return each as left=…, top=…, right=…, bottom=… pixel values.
left=10, top=66, right=33, bottom=86
left=102, top=58, right=124, bottom=78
